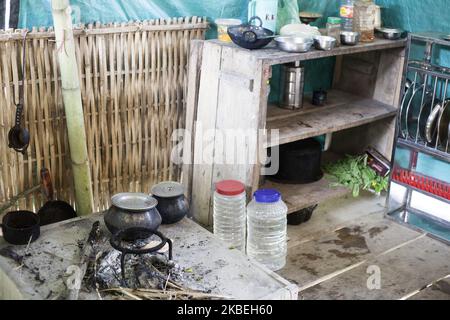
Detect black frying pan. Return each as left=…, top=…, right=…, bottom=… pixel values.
left=37, top=168, right=76, bottom=226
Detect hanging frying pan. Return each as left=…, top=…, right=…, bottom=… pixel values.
left=8, top=31, right=30, bottom=155
left=37, top=168, right=77, bottom=226
left=437, top=100, right=450, bottom=148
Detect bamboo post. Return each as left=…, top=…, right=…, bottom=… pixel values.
left=51, top=0, right=94, bottom=215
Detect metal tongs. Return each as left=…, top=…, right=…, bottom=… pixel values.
left=8, top=30, right=30, bottom=155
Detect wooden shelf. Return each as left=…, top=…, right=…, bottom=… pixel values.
left=262, top=175, right=350, bottom=214
left=265, top=90, right=397, bottom=148
left=210, top=38, right=406, bottom=65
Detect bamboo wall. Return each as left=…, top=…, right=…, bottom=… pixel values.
left=0, top=17, right=207, bottom=213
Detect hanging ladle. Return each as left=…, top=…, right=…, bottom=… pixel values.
left=8, top=31, right=30, bottom=155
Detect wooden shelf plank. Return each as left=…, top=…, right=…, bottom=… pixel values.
left=209, top=38, right=406, bottom=65
left=262, top=176, right=350, bottom=214
left=265, top=90, right=397, bottom=148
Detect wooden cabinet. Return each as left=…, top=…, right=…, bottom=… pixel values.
left=184, top=38, right=406, bottom=227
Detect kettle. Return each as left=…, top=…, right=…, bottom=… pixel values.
left=248, top=0, right=279, bottom=32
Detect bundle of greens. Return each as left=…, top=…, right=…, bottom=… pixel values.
left=323, top=154, right=389, bottom=197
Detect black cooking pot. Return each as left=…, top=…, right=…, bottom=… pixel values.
left=227, top=16, right=274, bottom=50
left=104, top=193, right=162, bottom=241
left=151, top=181, right=189, bottom=225
left=267, top=138, right=323, bottom=184
left=1, top=211, right=40, bottom=245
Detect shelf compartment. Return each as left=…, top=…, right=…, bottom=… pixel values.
left=262, top=175, right=350, bottom=214
left=265, top=90, right=398, bottom=148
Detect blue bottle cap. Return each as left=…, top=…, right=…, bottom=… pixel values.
left=254, top=189, right=281, bottom=203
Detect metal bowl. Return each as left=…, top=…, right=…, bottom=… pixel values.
left=376, top=27, right=405, bottom=40
left=340, top=31, right=360, bottom=46
left=275, top=36, right=314, bottom=53
left=314, top=35, right=336, bottom=51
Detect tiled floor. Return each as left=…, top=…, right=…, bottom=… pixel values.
left=277, top=192, right=450, bottom=300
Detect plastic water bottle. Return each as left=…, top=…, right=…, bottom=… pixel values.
left=213, top=180, right=246, bottom=251
left=247, top=189, right=287, bottom=271
left=340, top=0, right=355, bottom=31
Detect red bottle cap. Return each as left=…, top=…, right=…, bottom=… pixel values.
left=215, top=180, right=245, bottom=196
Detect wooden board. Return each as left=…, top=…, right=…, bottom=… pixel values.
left=265, top=90, right=397, bottom=148
left=262, top=175, right=349, bottom=214
left=278, top=211, right=422, bottom=292
left=209, top=38, right=407, bottom=66
left=299, top=234, right=450, bottom=300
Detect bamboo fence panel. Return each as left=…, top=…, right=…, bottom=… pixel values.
left=0, top=17, right=208, bottom=213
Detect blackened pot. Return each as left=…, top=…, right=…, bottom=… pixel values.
left=151, top=182, right=189, bottom=224
left=1, top=211, right=40, bottom=245
left=104, top=193, right=162, bottom=241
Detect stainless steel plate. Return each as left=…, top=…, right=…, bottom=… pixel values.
left=151, top=181, right=184, bottom=198
left=111, top=193, right=157, bottom=211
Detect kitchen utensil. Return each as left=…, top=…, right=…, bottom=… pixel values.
left=424, top=101, right=445, bottom=143
left=215, top=19, right=242, bottom=42
left=313, top=35, right=337, bottom=51
left=274, top=35, right=314, bottom=52
left=8, top=31, right=30, bottom=155
left=299, top=12, right=322, bottom=25
left=1, top=211, right=40, bottom=245
left=287, top=205, right=318, bottom=225
left=375, top=27, right=406, bottom=40
left=151, top=181, right=189, bottom=225
left=442, top=34, right=450, bottom=42
left=37, top=168, right=77, bottom=226
left=399, top=79, right=415, bottom=138
left=248, top=0, right=279, bottom=32
left=437, top=100, right=450, bottom=147
left=228, top=16, right=274, bottom=50
left=312, top=89, right=327, bottom=106
left=404, top=83, right=432, bottom=139
left=104, top=193, right=162, bottom=241
left=279, top=61, right=305, bottom=109
left=267, top=138, right=323, bottom=184
left=340, top=31, right=361, bottom=45
left=417, top=99, right=439, bottom=142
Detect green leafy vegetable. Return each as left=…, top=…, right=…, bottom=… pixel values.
left=323, top=154, right=389, bottom=197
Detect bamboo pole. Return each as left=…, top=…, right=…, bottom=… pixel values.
left=51, top=0, right=94, bottom=215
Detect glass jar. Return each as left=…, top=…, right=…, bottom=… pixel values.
left=213, top=180, right=246, bottom=251
left=353, top=0, right=377, bottom=42
left=246, top=189, right=287, bottom=271
left=326, top=17, right=342, bottom=46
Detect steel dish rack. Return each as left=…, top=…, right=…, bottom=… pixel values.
left=386, top=33, right=450, bottom=240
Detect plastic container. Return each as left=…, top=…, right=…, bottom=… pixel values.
left=339, top=0, right=354, bottom=31
left=326, top=17, right=342, bottom=46
left=353, top=0, right=377, bottom=42
left=246, top=189, right=288, bottom=271
left=215, top=19, right=242, bottom=42
left=213, top=180, right=247, bottom=251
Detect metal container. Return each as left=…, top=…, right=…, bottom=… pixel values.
left=313, top=35, right=337, bottom=51
left=104, top=193, right=162, bottom=241
left=375, top=27, right=405, bottom=40
left=151, top=181, right=189, bottom=224
left=279, top=61, right=305, bottom=110
left=274, top=36, right=313, bottom=53
left=340, top=31, right=361, bottom=45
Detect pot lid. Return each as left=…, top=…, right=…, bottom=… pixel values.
left=111, top=193, right=157, bottom=211
left=151, top=181, right=184, bottom=198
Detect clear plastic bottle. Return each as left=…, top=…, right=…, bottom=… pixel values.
left=213, top=180, right=246, bottom=251
left=353, top=0, right=377, bottom=42
left=339, top=0, right=355, bottom=31
left=246, top=189, right=287, bottom=271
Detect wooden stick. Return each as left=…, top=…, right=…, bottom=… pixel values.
left=51, top=0, right=94, bottom=216
left=0, top=185, right=40, bottom=214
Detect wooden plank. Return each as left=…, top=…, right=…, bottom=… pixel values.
left=299, top=234, right=450, bottom=300
left=182, top=40, right=204, bottom=199
left=208, top=38, right=407, bottom=66
left=265, top=90, right=397, bottom=148
left=190, top=41, right=223, bottom=226
left=278, top=212, right=422, bottom=292
left=262, top=175, right=349, bottom=214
